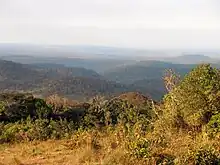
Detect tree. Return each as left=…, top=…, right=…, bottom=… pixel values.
left=163, top=64, right=220, bottom=130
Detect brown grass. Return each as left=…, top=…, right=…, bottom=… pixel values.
left=0, top=128, right=219, bottom=165
left=0, top=130, right=135, bottom=165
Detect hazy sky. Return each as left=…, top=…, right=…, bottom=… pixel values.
left=1, top=0, right=220, bottom=49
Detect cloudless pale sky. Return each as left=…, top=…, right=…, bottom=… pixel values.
left=0, top=0, right=220, bottom=49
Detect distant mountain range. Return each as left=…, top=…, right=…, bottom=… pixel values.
left=1, top=44, right=220, bottom=100
left=164, top=54, right=216, bottom=64
left=1, top=58, right=216, bottom=100
left=0, top=43, right=219, bottom=64
left=0, top=54, right=219, bottom=73
left=0, top=55, right=134, bottom=73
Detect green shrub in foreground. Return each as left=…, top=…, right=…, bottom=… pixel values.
left=127, top=137, right=151, bottom=159
left=163, top=64, right=220, bottom=130
left=206, top=113, right=220, bottom=138
left=180, top=146, right=220, bottom=165
left=0, top=118, right=76, bottom=143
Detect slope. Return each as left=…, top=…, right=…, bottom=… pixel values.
left=0, top=60, right=140, bottom=100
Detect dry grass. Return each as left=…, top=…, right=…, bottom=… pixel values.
left=0, top=128, right=219, bottom=165
left=0, top=129, right=131, bottom=165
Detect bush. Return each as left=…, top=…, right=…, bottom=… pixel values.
left=163, top=64, right=220, bottom=130
left=25, top=119, right=76, bottom=141
left=0, top=123, right=21, bottom=143
left=34, top=98, right=53, bottom=119
left=206, top=113, right=220, bottom=138
left=26, top=119, right=52, bottom=140
left=0, top=118, right=77, bottom=143
left=0, top=101, right=6, bottom=115
left=49, top=119, right=76, bottom=139
left=182, top=146, right=220, bottom=165
left=195, top=147, right=220, bottom=165
left=0, top=93, right=53, bottom=122
left=82, top=96, right=107, bottom=128
left=127, top=137, right=151, bottom=159
left=83, top=96, right=154, bottom=132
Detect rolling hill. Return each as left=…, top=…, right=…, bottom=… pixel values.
left=2, top=59, right=218, bottom=101
left=0, top=60, right=140, bottom=100
left=103, top=60, right=195, bottom=84
left=102, top=60, right=198, bottom=99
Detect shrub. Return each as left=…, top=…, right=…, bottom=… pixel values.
left=1, top=93, right=35, bottom=122
left=49, top=119, right=76, bottom=139
left=34, top=98, right=53, bottom=119
left=0, top=93, right=54, bottom=122
left=0, top=118, right=77, bottom=143
left=195, top=147, right=220, bottom=165
left=206, top=113, right=220, bottom=138
left=26, top=119, right=52, bottom=140
left=127, top=137, right=151, bottom=159
left=182, top=146, right=220, bottom=165
left=0, top=122, right=26, bottom=143
left=82, top=96, right=107, bottom=128
left=152, top=153, right=175, bottom=165
left=26, top=119, right=76, bottom=140
left=0, top=101, right=6, bottom=115
left=83, top=96, right=154, bottom=132
left=163, top=64, right=220, bottom=130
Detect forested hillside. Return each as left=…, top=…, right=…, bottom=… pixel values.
left=0, top=59, right=168, bottom=100
left=103, top=60, right=195, bottom=83
left=0, top=60, right=137, bottom=100
left=2, top=59, right=220, bottom=101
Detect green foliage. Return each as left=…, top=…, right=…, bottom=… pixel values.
left=206, top=113, right=220, bottom=138
left=48, top=119, right=76, bottom=139
left=3, top=95, right=34, bottom=121
left=127, top=137, right=151, bottom=159
left=27, top=119, right=52, bottom=140
left=34, top=98, right=52, bottom=119
left=0, top=118, right=76, bottom=143
left=194, top=147, right=220, bottom=165
left=0, top=122, right=21, bottom=143
left=163, top=64, right=220, bottom=129
left=82, top=96, right=154, bottom=133
left=82, top=96, right=107, bottom=128
left=27, top=119, right=75, bottom=140
left=182, top=146, right=220, bottom=165
left=0, top=93, right=53, bottom=122
left=0, top=101, right=6, bottom=115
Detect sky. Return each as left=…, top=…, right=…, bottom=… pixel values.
left=0, top=0, right=220, bottom=49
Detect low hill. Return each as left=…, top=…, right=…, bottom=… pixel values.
left=0, top=60, right=39, bottom=82
left=117, top=92, right=152, bottom=106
